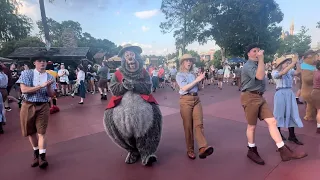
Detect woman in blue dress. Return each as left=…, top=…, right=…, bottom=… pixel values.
left=272, top=54, right=304, bottom=145
left=0, top=92, right=5, bottom=134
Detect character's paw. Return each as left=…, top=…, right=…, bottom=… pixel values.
left=125, top=152, right=140, bottom=164
left=122, top=79, right=134, bottom=90
left=142, top=155, right=157, bottom=166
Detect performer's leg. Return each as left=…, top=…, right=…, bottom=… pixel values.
left=136, top=105, right=162, bottom=166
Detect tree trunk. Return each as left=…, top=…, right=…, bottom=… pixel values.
left=221, top=47, right=226, bottom=63
left=39, top=0, right=51, bottom=50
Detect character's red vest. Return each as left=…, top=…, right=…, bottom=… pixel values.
left=106, top=69, right=158, bottom=109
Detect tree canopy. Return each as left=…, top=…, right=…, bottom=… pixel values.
left=160, top=0, right=203, bottom=53
left=0, top=0, right=32, bottom=43
left=195, top=0, right=283, bottom=58
left=277, top=26, right=311, bottom=56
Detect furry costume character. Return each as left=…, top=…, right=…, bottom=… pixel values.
left=103, top=44, right=162, bottom=166
left=300, top=50, right=319, bottom=121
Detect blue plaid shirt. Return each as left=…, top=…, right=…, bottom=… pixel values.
left=0, top=72, right=8, bottom=88
left=16, top=69, right=56, bottom=102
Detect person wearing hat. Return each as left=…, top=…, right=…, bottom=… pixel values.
left=272, top=54, right=304, bottom=145
left=300, top=49, right=320, bottom=121
left=104, top=44, right=162, bottom=166
left=311, top=60, right=320, bottom=133
left=16, top=54, right=56, bottom=169
left=176, top=54, right=214, bottom=160
left=240, top=43, right=307, bottom=165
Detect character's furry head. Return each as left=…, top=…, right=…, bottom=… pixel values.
left=303, top=50, right=320, bottom=65
left=118, top=44, right=144, bottom=79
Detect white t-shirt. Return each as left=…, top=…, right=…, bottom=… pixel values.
left=58, top=69, right=69, bottom=82
left=152, top=70, right=159, bottom=77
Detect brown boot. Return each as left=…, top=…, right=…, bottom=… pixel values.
left=278, top=145, right=308, bottom=161
left=39, top=153, right=49, bottom=169
left=31, top=150, right=39, bottom=167
left=317, top=128, right=320, bottom=134
left=187, top=151, right=196, bottom=160
left=199, top=146, right=214, bottom=159
left=247, top=146, right=265, bottom=165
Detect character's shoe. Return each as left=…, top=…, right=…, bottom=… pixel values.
left=125, top=151, right=140, bottom=164
left=288, top=136, right=304, bottom=145
left=31, top=150, right=39, bottom=167
left=142, top=155, right=157, bottom=166
left=317, top=128, right=320, bottom=134
left=296, top=99, right=303, bottom=104
left=39, top=153, right=49, bottom=169
left=187, top=151, right=196, bottom=160
left=278, top=144, right=307, bottom=161
left=199, top=146, right=214, bottom=159
left=247, top=146, right=265, bottom=165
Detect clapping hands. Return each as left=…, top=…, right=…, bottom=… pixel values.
left=40, top=80, right=54, bottom=88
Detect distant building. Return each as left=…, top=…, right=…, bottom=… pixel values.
left=281, top=20, right=295, bottom=39
left=200, top=49, right=215, bottom=62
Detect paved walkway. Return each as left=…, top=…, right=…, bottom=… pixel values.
left=0, top=84, right=319, bottom=180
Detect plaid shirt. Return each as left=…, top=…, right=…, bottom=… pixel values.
left=16, top=69, right=56, bottom=102
left=0, top=72, right=8, bottom=88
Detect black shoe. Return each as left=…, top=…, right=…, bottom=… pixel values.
left=100, top=94, right=104, bottom=100
left=0, top=123, right=3, bottom=134
left=288, top=136, right=304, bottom=145
left=103, top=95, right=107, bottom=100
left=31, top=150, right=39, bottom=167
left=39, top=153, right=48, bottom=169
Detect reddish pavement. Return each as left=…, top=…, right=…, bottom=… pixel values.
left=0, top=84, right=319, bottom=180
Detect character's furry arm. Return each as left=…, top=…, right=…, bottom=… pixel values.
left=109, top=73, right=128, bottom=96
left=132, top=71, right=152, bottom=95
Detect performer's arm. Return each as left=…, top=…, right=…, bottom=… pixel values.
left=109, top=74, right=128, bottom=96
left=132, top=72, right=152, bottom=95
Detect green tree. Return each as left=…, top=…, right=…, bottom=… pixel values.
left=196, top=0, right=283, bottom=60
left=185, top=49, right=200, bottom=61
left=212, top=50, right=223, bottom=69
left=277, top=26, right=311, bottom=56
left=0, top=0, right=32, bottom=43
left=159, top=0, right=202, bottom=54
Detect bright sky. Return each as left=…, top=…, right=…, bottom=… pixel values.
left=20, top=0, right=320, bottom=55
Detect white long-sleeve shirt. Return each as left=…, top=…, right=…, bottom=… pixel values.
left=77, top=70, right=85, bottom=83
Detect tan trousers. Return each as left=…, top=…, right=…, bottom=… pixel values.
left=179, top=95, right=208, bottom=152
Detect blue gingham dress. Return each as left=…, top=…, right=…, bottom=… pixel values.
left=271, top=69, right=303, bottom=128
left=0, top=93, right=5, bottom=123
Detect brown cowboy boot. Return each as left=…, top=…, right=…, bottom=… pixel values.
left=39, top=153, right=49, bottom=169
left=278, top=145, right=307, bottom=161
left=247, top=146, right=265, bottom=165
left=199, top=146, right=214, bottom=159
left=31, top=150, right=39, bottom=167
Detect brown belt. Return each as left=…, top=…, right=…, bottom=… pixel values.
left=25, top=101, right=48, bottom=106
left=243, top=90, right=264, bottom=96
left=183, top=92, right=198, bottom=96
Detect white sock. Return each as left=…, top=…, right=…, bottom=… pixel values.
left=276, top=141, right=285, bottom=148
left=317, top=123, right=320, bottom=128
left=33, top=147, right=39, bottom=150
left=39, top=149, right=46, bottom=154
left=248, top=143, right=256, bottom=147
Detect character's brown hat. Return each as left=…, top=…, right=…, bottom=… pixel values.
left=273, top=54, right=295, bottom=68
left=180, top=54, right=196, bottom=64
left=303, top=49, right=320, bottom=57
left=118, top=44, right=142, bottom=57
